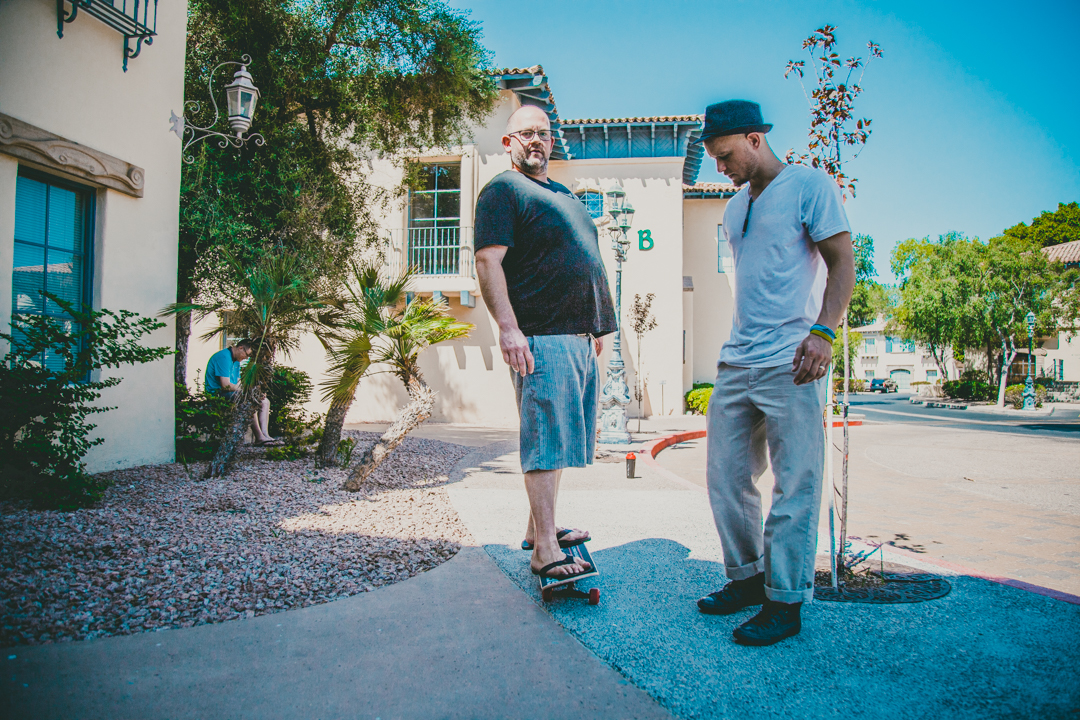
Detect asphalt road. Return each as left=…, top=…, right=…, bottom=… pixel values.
left=849, top=393, right=1080, bottom=436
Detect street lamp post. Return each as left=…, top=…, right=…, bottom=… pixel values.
left=598, top=186, right=635, bottom=445
left=1023, top=311, right=1036, bottom=410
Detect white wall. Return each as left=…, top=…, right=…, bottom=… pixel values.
left=682, top=197, right=734, bottom=387
left=0, top=0, right=188, bottom=470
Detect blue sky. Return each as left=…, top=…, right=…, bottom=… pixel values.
left=447, top=0, right=1080, bottom=281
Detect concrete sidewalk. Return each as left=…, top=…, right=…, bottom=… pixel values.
left=0, top=444, right=671, bottom=720
left=449, top=440, right=1080, bottom=720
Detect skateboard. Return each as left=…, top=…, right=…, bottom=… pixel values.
left=538, top=541, right=600, bottom=605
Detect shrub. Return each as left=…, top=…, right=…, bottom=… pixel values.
left=0, top=299, right=171, bottom=509
left=175, top=373, right=232, bottom=463
left=942, top=379, right=995, bottom=401
left=266, top=366, right=313, bottom=437
left=264, top=366, right=321, bottom=459
left=832, top=378, right=866, bottom=395
left=685, top=383, right=713, bottom=415
left=1004, top=383, right=1047, bottom=409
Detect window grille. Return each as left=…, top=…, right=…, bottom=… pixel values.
left=408, top=164, right=461, bottom=275
left=575, top=190, right=604, bottom=219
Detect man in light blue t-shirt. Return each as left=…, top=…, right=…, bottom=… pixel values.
left=692, top=100, right=856, bottom=646
left=205, top=340, right=279, bottom=446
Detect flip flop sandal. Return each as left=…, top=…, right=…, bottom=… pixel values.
left=521, top=528, right=588, bottom=551
left=531, top=554, right=591, bottom=580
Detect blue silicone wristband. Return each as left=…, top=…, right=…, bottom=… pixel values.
left=810, top=324, right=836, bottom=340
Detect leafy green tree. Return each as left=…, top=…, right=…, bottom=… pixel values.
left=890, top=233, right=970, bottom=380
left=830, top=329, right=863, bottom=382
left=314, top=261, right=412, bottom=468
left=1003, top=201, right=1080, bottom=249
left=176, top=0, right=498, bottom=383
left=847, top=233, right=895, bottom=327
left=891, top=232, right=1080, bottom=402
left=977, top=234, right=1078, bottom=405
left=1, top=299, right=171, bottom=508
left=164, top=251, right=334, bottom=477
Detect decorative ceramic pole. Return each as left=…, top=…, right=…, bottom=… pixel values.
left=598, top=186, right=634, bottom=445
left=1023, top=311, right=1036, bottom=410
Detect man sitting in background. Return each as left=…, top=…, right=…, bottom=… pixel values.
left=204, top=340, right=281, bottom=446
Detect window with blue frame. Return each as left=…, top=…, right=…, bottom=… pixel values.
left=408, top=163, right=461, bottom=275
left=885, top=336, right=915, bottom=353
left=575, top=190, right=604, bottom=219
left=11, top=170, right=94, bottom=371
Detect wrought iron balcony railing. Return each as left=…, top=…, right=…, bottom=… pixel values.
left=57, top=0, right=158, bottom=71
left=386, top=227, right=475, bottom=280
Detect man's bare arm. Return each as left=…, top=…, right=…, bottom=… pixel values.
left=475, top=245, right=534, bottom=375
left=792, top=231, right=856, bottom=385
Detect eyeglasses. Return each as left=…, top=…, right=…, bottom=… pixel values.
left=510, top=129, right=552, bottom=142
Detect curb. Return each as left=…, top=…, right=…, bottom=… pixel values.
left=642, top=430, right=1080, bottom=607
left=639, top=431, right=708, bottom=493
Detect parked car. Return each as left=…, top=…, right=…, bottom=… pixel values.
left=870, top=378, right=898, bottom=393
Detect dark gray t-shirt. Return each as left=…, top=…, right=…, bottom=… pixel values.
left=474, top=170, right=616, bottom=337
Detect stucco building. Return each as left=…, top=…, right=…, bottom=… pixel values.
left=189, top=65, right=738, bottom=427
left=1, top=0, right=187, bottom=470
left=852, top=318, right=957, bottom=389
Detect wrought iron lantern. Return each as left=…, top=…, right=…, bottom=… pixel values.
left=617, top=204, right=635, bottom=233
left=170, top=55, right=265, bottom=164
left=605, top=185, right=627, bottom=218
left=224, top=66, right=260, bottom=136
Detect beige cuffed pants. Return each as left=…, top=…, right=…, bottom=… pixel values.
left=706, top=363, right=826, bottom=604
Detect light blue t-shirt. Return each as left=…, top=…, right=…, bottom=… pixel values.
left=205, top=347, right=241, bottom=394
left=719, top=164, right=851, bottom=368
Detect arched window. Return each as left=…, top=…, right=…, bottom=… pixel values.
left=576, top=190, right=604, bottom=219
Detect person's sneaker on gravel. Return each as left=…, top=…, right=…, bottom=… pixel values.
left=732, top=600, right=802, bottom=646
left=697, top=572, right=767, bottom=615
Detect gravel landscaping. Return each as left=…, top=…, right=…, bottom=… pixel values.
left=0, top=432, right=474, bottom=647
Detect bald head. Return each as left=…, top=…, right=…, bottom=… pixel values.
left=502, top=105, right=554, bottom=180
left=506, top=105, right=550, bottom=135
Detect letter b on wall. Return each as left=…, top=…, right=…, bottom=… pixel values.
left=638, top=229, right=654, bottom=251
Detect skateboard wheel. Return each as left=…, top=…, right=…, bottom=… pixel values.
left=589, top=588, right=600, bottom=605
left=542, top=588, right=553, bottom=602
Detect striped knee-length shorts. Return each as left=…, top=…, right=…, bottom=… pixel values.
left=511, top=334, right=599, bottom=473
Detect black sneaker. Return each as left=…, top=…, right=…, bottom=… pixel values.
left=697, top=573, right=767, bottom=615
left=732, top=600, right=802, bottom=646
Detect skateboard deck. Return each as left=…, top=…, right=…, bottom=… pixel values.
left=538, top=541, right=600, bottom=605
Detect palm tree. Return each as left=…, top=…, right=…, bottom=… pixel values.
left=163, top=250, right=331, bottom=478
left=313, top=262, right=411, bottom=468
left=328, top=293, right=471, bottom=491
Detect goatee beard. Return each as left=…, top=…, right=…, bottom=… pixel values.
left=514, top=147, right=547, bottom=176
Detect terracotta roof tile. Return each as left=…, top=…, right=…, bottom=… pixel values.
left=492, top=65, right=544, bottom=76
left=1043, top=239, right=1080, bottom=264
left=683, top=182, right=741, bottom=195
left=561, top=115, right=703, bottom=125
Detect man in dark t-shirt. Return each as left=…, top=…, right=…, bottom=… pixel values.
left=475, top=104, right=616, bottom=583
